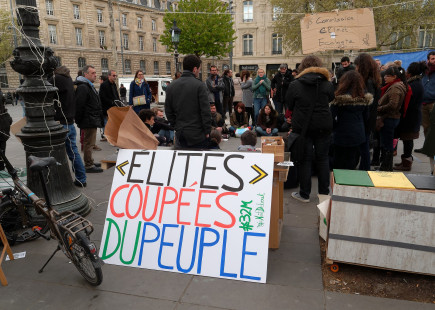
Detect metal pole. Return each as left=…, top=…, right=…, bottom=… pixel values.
left=228, top=0, right=233, bottom=71
left=174, top=45, right=179, bottom=72
left=9, top=0, right=22, bottom=81
left=117, top=3, right=125, bottom=75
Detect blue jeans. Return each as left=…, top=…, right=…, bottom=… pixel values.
left=380, top=118, right=400, bottom=152
left=255, top=127, right=278, bottom=136
left=253, top=98, right=267, bottom=125
left=298, top=133, right=331, bottom=199
left=158, top=129, right=174, bottom=143
left=63, top=124, right=86, bottom=183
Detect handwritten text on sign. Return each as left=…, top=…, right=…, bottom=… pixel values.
left=99, top=150, right=274, bottom=283
left=300, top=8, right=376, bottom=54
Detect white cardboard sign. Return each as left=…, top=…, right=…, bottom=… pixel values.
left=100, top=149, right=274, bottom=283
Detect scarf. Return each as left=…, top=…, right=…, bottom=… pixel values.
left=254, top=76, right=267, bottom=96
left=427, top=63, right=435, bottom=76
left=135, top=78, right=143, bottom=86
left=380, top=78, right=401, bottom=97
left=77, top=76, right=98, bottom=95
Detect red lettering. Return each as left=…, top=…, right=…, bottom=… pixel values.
left=177, top=188, right=194, bottom=225
left=195, top=190, right=215, bottom=227
left=109, top=184, right=130, bottom=217
left=158, top=187, right=178, bottom=223
left=142, top=186, right=160, bottom=222
left=125, top=184, right=142, bottom=219
left=214, top=192, right=237, bottom=228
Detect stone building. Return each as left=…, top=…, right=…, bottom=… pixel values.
left=1, top=0, right=227, bottom=89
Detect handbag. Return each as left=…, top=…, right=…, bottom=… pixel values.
left=132, top=95, right=146, bottom=106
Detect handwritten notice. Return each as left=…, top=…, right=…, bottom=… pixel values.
left=300, top=8, right=376, bottom=54
left=100, top=149, right=274, bottom=283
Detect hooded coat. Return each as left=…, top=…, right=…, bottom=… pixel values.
left=285, top=67, right=334, bottom=136
left=377, top=81, right=407, bottom=119
left=330, top=93, right=373, bottom=147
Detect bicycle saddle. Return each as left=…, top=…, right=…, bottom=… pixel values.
left=28, top=156, right=57, bottom=172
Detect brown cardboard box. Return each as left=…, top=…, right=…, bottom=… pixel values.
left=261, top=136, right=284, bottom=162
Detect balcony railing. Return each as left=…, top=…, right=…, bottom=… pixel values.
left=272, top=50, right=282, bottom=55
left=243, top=51, right=253, bottom=56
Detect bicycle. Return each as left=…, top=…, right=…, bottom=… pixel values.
left=0, top=151, right=104, bottom=286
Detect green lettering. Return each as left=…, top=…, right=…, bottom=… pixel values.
left=101, top=218, right=121, bottom=260
left=120, top=220, right=142, bottom=265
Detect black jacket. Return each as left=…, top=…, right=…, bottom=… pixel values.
left=396, top=76, right=424, bottom=138
left=285, top=67, right=334, bottom=136
left=335, top=64, right=356, bottom=85
left=74, top=80, right=104, bottom=129
left=48, top=73, right=75, bottom=125
left=99, top=79, right=120, bottom=116
left=365, top=78, right=381, bottom=133
left=223, top=75, right=235, bottom=97
left=165, top=71, right=211, bottom=146
left=0, top=102, right=12, bottom=142
left=271, top=70, right=294, bottom=104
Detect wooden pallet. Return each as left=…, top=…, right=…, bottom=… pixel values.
left=0, top=224, right=14, bottom=286
left=100, top=153, right=118, bottom=170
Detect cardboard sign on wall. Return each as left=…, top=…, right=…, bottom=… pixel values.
left=300, top=8, right=377, bottom=54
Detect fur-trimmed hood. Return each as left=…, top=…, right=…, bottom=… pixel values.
left=330, top=93, right=373, bottom=107
left=296, top=67, right=331, bottom=84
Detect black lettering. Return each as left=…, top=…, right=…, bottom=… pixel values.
left=200, top=153, right=224, bottom=190
left=178, top=152, right=202, bottom=187
left=146, top=152, right=163, bottom=186
left=221, top=154, right=244, bottom=192
left=167, top=151, right=177, bottom=186
left=127, top=151, right=149, bottom=183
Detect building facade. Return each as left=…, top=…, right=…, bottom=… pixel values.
left=1, top=0, right=227, bottom=89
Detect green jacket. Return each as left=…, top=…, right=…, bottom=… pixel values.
left=252, top=77, right=271, bottom=99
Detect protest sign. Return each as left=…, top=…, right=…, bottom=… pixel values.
left=300, top=8, right=376, bottom=54
left=100, top=149, right=274, bottom=283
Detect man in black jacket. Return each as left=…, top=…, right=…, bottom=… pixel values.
left=271, top=64, right=294, bottom=114
left=75, top=65, right=104, bottom=173
left=165, top=54, right=211, bottom=149
left=49, top=66, right=88, bottom=186
left=99, top=70, right=120, bottom=141
left=222, top=69, right=235, bottom=119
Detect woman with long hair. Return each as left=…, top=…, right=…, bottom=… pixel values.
left=393, top=61, right=426, bottom=171
left=129, top=70, right=152, bottom=114
left=377, top=66, right=407, bottom=171
left=285, top=55, right=334, bottom=203
left=255, top=103, right=278, bottom=136
left=240, top=70, right=254, bottom=125
left=229, top=102, right=249, bottom=135
left=354, top=53, right=381, bottom=170
left=330, top=71, right=373, bottom=170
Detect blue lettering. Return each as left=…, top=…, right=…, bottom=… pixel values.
left=138, top=222, right=160, bottom=266
left=220, top=230, right=237, bottom=278
left=240, top=232, right=265, bottom=281
left=176, top=226, right=200, bottom=273
left=197, top=227, right=220, bottom=274
left=158, top=224, right=178, bottom=270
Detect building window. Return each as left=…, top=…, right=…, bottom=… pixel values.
left=166, top=61, right=171, bottom=75
left=75, top=28, right=83, bottom=46
left=153, top=38, right=157, bottom=52
left=272, top=33, right=282, bottom=54
left=272, top=6, right=282, bottom=21
left=73, top=4, right=80, bottom=19
left=390, top=30, right=411, bottom=50
left=243, top=34, right=253, bottom=55
left=97, top=9, right=103, bottom=23
left=99, top=30, right=105, bottom=47
left=125, top=59, right=132, bottom=74
left=154, top=61, right=159, bottom=75
left=152, top=19, right=156, bottom=31
left=418, top=26, right=435, bottom=48
left=48, top=25, right=57, bottom=44
left=123, top=33, right=129, bottom=50
left=101, top=58, right=109, bottom=75
left=243, top=1, right=253, bottom=22
left=140, top=60, right=146, bottom=74
left=78, top=57, right=86, bottom=69
left=46, top=0, right=54, bottom=15
left=0, top=64, right=9, bottom=88
left=139, top=36, right=144, bottom=51
left=122, top=13, right=127, bottom=27
left=154, top=0, right=160, bottom=9
left=137, top=17, right=143, bottom=29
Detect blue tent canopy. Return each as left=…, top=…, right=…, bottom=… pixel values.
left=373, top=49, right=434, bottom=70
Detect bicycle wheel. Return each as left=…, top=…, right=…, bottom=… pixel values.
left=63, top=230, right=103, bottom=286
left=0, top=200, right=49, bottom=244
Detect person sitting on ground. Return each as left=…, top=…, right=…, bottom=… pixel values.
left=210, top=103, right=227, bottom=134
left=151, top=107, right=174, bottom=146
left=207, top=129, right=222, bottom=149
left=138, top=109, right=166, bottom=146
left=229, top=102, right=249, bottom=136
left=238, top=130, right=258, bottom=152
left=255, top=103, right=279, bottom=136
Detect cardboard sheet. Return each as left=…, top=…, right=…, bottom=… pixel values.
left=300, top=8, right=377, bottom=54
left=405, top=174, right=435, bottom=191
left=333, top=169, right=374, bottom=187
left=10, top=117, right=26, bottom=143
left=367, top=171, right=415, bottom=189
left=105, top=106, right=158, bottom=150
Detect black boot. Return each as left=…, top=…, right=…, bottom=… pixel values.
left=371, top=146, right=380, bottom=166
left=379, top=151, right=394, bottom=171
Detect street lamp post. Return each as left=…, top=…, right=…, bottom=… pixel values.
left=170, top=20, right=181, bottom=73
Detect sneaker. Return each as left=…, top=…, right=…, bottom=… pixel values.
left=100, top=137, right=107, bottom=142
left=86, top=166, right=103, bottom=173
left=291, top=192, right=310, bottom=203
left=414, top=148, right=423, bottom=153
left=94, top=163, right=101, bottom=168
left=74, top=180, right=87, bottom=187
left=93, top=145, right=102, bottom=151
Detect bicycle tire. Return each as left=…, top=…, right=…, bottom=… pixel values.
left=0, top=200, right=49, bottom=244
left=63, top=230, right=103, bottom=286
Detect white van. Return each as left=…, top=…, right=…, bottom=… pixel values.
left=118, top=76, right=172, bottom=105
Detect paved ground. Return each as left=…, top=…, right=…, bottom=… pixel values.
left=1, top=103, right=434, bottom=309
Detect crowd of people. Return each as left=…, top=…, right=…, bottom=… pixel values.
left=0, top=51, right=434, bottom=199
